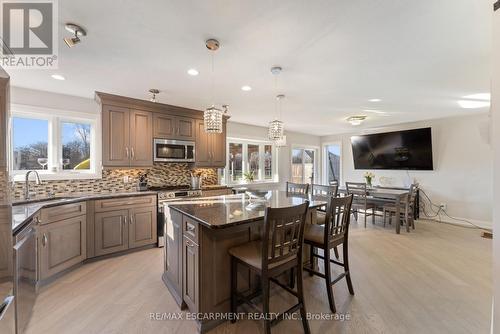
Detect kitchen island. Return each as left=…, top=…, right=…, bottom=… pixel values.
left=163, top=191, right=327, bottom=333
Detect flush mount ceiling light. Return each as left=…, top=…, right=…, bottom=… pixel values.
left=203, top=39, right=228, bottom=133
left=368, top=98, right=382, bottom=102
left=187, top=68, right=199, bottom=76
left=347, top=116, right=367, bottom=126
left=51, top=74, right=65, bottom=81
left=64, top=23, right=87, bottom=48
left=149, top=89, right=160, bottom=103
left=241, top=85, right=252, bottom=92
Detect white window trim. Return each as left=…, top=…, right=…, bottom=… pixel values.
left=290, top=144, right=320, bottom=184
left=322, top=141, right=343, bottom=185
left=225, top=137, right=279, bottom=186
left=10, top=104, right=102, bottom=181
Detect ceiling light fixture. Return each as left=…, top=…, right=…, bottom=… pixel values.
left=203, top=38, right=227, bottom=133
left=368, top=98, right=382, bottom=102
left=347, top=116, right=367, bottom=126
left=268, top=66, right=286, bottom=143
left=51, top=74, right=65, bottom=81
left=187, top=68, right=199, bottom=76
left=64, top=23, right=87, bottom=48
left=149, top=89, right=160, bottom=103
left=241, top=85, right=252, bottom=92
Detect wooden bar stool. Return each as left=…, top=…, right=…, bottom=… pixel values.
left=303, top=195, right=354, bottom=313
left=286, top=181, right=309, bottom=195
left=229, top=202, right=310, bottom=334
left=311, top=184, right=338, bottom=225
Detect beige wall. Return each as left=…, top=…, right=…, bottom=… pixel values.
left=321, top=113, right=493, bottom=227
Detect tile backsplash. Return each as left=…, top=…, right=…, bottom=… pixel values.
left=11, top=163, right=218, bottom=199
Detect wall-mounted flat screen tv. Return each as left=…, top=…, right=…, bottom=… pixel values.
left=351, top=127, right=433, bottom=170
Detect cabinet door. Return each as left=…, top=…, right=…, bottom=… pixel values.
left=129, top=109, right=153, bottom=167
left=183, top=236, right=199, bottom=312
left=166, top=209, right=183, bottom=297
left=0, top=78, right=7, bottom=168
left=210, top=122, right=226, bottom=167
left=195, top=120, right=211, bottom=166
left=38, top=215, right=86, bottom=280
left=129, top=206, right=157, bottom=249
left=102, top=105, right=130, bottom=166
left=176, top=116, right=196, bottom=141
left=153, top=113, right=176, bottom=138
left=94, top=210, right=129, bottom=256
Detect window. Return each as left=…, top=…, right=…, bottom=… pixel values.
left=323, top=143, right=342, bottom=185
left=225, top=138, right=277, bottom=184
left=291, top=147, right=318, bottom=184
left=10, top=105, right=100, bottom=180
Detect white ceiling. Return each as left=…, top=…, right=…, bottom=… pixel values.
left=6, top=0, right=492, bottom=136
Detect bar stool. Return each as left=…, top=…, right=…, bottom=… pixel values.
left=310, top=184, right=338, bottom=225
left=286, top=181, right=309, bottom=195
left=303, top=195, right=354, bottom=313
left=228, top=202, right=310, bottom=334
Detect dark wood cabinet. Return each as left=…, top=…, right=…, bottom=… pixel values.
left=195, top=119, right=226, bottom=168
left=38, top=215, right=86, bottom=280
left=154, top=113, right=195, bottom=141
left=129, top=206, right=157, bottom=249
left=94, top=209, right=129, bottom=256
left=102, top=105, right=152, bottom=167
left=183, top=235, right=199, bottom=313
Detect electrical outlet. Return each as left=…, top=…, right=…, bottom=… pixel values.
left=123, top=176, right=130, bottom=183
left=439, top=203, right=447, bottom=211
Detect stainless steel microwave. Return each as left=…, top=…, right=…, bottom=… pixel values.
left=153, top=139, right=195, bottom=163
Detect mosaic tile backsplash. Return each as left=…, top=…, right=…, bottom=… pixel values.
left=11, top=164, right=218, bottom=199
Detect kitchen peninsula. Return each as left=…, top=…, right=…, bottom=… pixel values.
left=162, top=191, right=327, bottom=333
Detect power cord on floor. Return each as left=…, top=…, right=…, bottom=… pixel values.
left=418, top=188, right=492, bottom=232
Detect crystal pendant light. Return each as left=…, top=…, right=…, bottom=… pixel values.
left=204, top=39, right=224, bottom=133
left=268, top=94, right=285, bottom=141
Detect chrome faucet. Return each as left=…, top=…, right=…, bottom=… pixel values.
left=24, top=170, right=42, bottom=200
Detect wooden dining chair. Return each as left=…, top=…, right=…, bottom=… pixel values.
left=286, top=182, right=309, bottom=195
left=303, top=195, right=354, bottom=313
left=346, top=182, right=376, bottom=227
left=229, top=202, right=310, bottom=334
left=383, top=184, right=419, bottom=230
left=311, top=183, right=338, bottom=222
left=329, top=180, right=339, bottom=187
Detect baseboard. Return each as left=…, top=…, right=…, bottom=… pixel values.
left=418, top=215, right=492, bottom=230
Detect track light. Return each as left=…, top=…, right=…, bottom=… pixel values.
left=64, top=23, right=86, bottom=48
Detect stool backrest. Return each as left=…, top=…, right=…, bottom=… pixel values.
left=311, top=184, right=338, bottom=198
left=262, top=202, right=309, bottom=269
left=324, top=195, right=353, bottom=244
left=286, top=182, right=309, bottom=195
left=346, top=182, right=368, bottom=203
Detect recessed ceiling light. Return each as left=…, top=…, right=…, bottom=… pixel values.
left=187, top=68, right=199, bottom=76
left=368, top=98, right=382, bottom=102
left=241, top=85, right=252, bottom=92
left=51, top=74, right=65, bottom=80
left=347, top=116, right=367, bottom=126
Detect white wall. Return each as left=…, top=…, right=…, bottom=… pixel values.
left=321, top=113, right=493, bottom=228
left=227, top=122, right=322, bottom=190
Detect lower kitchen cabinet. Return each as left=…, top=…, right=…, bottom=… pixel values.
left=94, top=209, right=129, bottom=256
left=38, top=215, right=86, bottom=280
left=183, top=235, right=199, bottom=313
left=129, top=206, right=157, bottom=249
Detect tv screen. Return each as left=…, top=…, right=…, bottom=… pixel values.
left=351, top=128, right=433, bottom=170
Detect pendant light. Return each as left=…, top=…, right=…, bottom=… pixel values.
left=204, top=39, right=224, bottom=133
left=268, top=66, right=285, bottom=141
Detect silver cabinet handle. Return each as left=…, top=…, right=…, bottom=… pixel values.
left=129, top=215, right=133, bottom=225
left=42, top=233, right=48, bottom=247
left=131, top=147, right=135, bottom=160
left=124, top=216, right=128, bottom=225
left=125, top=147, right=130, bottom=158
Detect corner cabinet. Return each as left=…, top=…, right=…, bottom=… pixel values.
left=195, top=119, right=226, bottom=168
left=102, top=105, right=153, bottom=167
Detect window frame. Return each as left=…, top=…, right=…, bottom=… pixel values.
left=290, top=144, right=320, bottom=184
left=10, top=104, right=102, bottom=181
left=225, top=137, right=279, bottom=185
left=322, top=141, right=343, bottom=185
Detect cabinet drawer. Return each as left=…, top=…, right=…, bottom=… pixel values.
left=94, top=195, right=156, bottom=212
left=183, top=216, right=198, bottom=244
left=40, top=202, right=86, bottom=224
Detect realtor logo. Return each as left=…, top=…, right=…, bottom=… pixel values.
left=0, top=0, right=58, bottom=68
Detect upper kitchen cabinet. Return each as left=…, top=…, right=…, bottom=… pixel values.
left=195, top=119, right=226, bottom=168
left=154, top=113, right=195, bottom=141
left=0, top=72, right=9, bottom=168
left=129, top=109, right=153, bottom=166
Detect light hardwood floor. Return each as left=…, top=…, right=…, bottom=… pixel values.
left=25, top=219, right=492, bottom=334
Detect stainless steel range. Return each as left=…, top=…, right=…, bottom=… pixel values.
left=150, top=185, right=202, bottom=247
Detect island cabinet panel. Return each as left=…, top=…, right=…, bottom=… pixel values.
left=183, top=236, right=199, bottom=313
left=94, top=209, right=129, bottom=256
left=102, top=105, right=130, bottom=166
left=129, top=109, right=153, bottom=166
left=165, top=209, right=183, bottom=306
left=38, top=215, right=87, bottom=280
left=129, top=206, right=157, bottom=249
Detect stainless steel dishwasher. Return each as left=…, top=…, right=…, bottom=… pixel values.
left=14, top=217, right=37, bottom=334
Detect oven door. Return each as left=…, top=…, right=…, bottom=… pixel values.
left=154, top=139, right=195, bottom=162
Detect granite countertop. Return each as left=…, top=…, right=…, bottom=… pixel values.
left=167, top=190, right=327, bottom=229
left=12, top=191, right=157, bottom=234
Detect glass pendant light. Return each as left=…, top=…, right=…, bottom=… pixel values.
left=268, top=66, right=285, bottom=141
left=204, top=39, right=224, bottom=133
